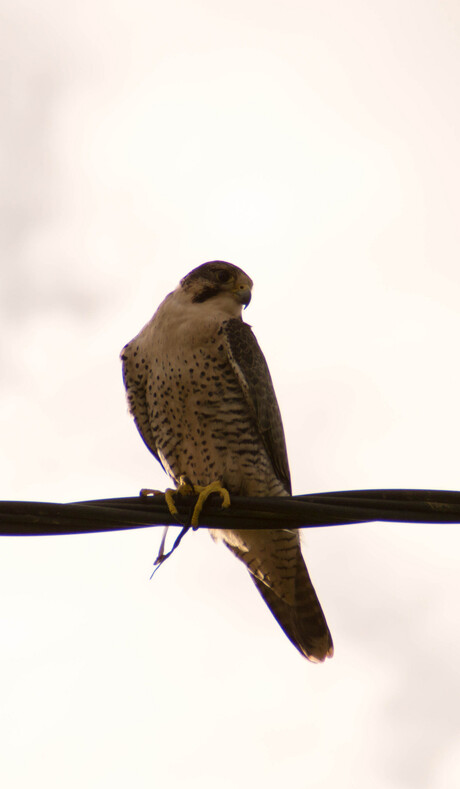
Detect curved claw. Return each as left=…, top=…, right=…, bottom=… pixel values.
left=140, top=478, right=194, bottom=517
left=164, top=488, right=179, bottom=516
left=140, top=478, right=231, bottom=527
left=190, top=480, right=231, bottom=527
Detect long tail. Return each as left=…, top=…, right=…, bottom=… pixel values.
left=223, top=527, right=333, bottom=662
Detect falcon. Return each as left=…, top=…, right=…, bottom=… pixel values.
left=121, top=261, right=333, bottom=661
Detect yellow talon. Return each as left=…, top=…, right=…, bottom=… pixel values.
left=140, top=477, right=230, bottom=527
left=189, top=480, right=231, bottom=527
left=140, top=477, right=194, bottom=517
left=140, top=488, right=163, bottom=497
left=164, top=488, right=179, bottom=516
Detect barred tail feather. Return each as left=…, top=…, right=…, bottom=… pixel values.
left=224, top=528, right=333, bottom=662
left=251, top=562, right=333, bottom=662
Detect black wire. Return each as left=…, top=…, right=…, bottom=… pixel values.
left=0, top=488, right=460, bottom=536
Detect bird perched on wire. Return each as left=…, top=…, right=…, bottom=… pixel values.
left=121, top=260, right=333, bottom=662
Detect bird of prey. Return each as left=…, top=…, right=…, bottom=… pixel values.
left=121, top=261, right=333, bottom=662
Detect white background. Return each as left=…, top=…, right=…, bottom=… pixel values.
left=1, top=1, right=460, bottom=787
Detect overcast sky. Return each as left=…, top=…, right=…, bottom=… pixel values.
left=1, top=1, right=460, bottom=787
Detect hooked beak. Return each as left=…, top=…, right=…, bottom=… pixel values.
left=234, top=286, right=252, bottom=308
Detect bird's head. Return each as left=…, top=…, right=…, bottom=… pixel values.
left=180, top=261, right=253, bottom=312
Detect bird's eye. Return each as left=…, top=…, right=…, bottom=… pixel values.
left=216, top=270, right=231, bottom=283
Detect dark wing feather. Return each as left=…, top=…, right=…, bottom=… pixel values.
left=221, top=318, right=292, bottom=494
left=120, top=341, right=161, bottom=465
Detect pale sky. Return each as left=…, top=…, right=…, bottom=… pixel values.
left=1, top=1, right=460, bottom=787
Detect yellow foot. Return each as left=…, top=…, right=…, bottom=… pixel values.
left=140, top=477, right=230, bottom=527
left=188, top=480, right=231, bottom=527
left=140, top=488, right=163, bottom=497
left=139, top=481, right=192, bottom=518
left=141, top=477, right=195, bottom=513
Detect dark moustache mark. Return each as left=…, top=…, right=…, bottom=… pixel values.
left=192, top=285, right=221, bottom=303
